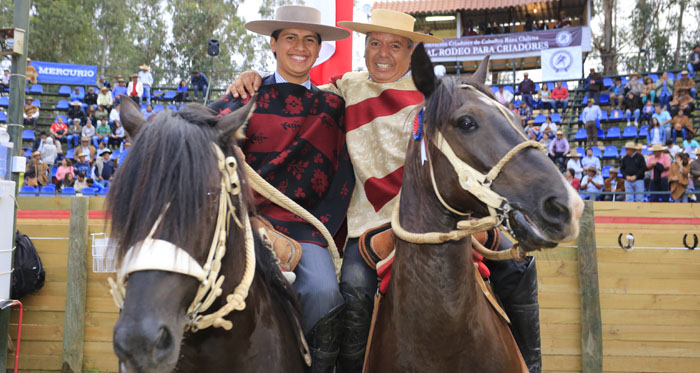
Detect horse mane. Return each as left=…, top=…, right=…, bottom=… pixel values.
left=106, top=104, right=304, bottom=350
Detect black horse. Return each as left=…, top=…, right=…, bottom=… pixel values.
left=108, top=95, right=308, bottom=372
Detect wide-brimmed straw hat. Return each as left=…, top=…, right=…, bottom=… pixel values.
left=648, top=144, right=667, bottom=152
left=70, top=101, right=82, bottom=106
left=26, top=96, right=33, bottom=101
left=623, top=141, right=638, bottom=149
left=630, top=71, right=641, bottom=78
left=245, top=5, right=350, bottom=41
left=100, top=86, right=108, bottom=92
left=694, top=148, right=700, bottom=155
left=566, top=150, right=582, bottom=157
left=32, top=151, right=40, bottom=157
left=680, top=70, right=689, bottom=75
left=338, top=9, right=442, bottom=44
left=139, top=64, right=149, bottom=70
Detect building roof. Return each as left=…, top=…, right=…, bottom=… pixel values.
left=372, top=0, right=555, bottom=14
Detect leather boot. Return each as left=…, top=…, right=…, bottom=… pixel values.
left=336, top=286, right=373, bottom=373
left=502, top=257, right=542, bottom=373
left=306, top=305, right=344, bottom=373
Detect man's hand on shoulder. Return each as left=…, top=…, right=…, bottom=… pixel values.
left=226, top=71, right=263, bottom=100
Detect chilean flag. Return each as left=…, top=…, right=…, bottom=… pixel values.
left=308, top=0, right=353, bottom=86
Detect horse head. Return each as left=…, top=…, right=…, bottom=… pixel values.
left=410, top=44, right=583, bottom=251
left=108, top=95, right=254, bottom=371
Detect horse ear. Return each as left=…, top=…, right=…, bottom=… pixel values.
left=411, top=43, right=438, bottom=98
left=119, top=95, right=146, bottom=137
left=472, top=56, right=490, bottom=84
left=218, top=96, right=256, bottom=143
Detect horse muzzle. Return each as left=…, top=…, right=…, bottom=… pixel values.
left=113, top=315, right=181, bottom=373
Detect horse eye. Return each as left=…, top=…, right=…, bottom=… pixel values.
left=458, top=116, right=477, bottom=131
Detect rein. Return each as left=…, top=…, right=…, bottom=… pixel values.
left=108, top=143, right=256, bottom=332
left=391, top=84, right=544, bottom=261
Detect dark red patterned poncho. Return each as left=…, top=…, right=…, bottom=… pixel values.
left=210, top=79, right=354, bottom=247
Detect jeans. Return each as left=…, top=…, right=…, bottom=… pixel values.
left=624, top=179, right=645, bottom=202
left=624, top=109, right=640, bottom=123
left=66, top=134, right=80, bottom=148
left=142, top=85, right=151, bottom=105
left=522, top=93, right=534, bottom=109
left=658, top=93, right=671, bottom=111
left=294, top=242, right=345, bottom=334
left=671, top=128, right=688, bottom=144
left=587, top=91, right=600, bottom=104
left=193, top=84, right=207, bottom=99
left=554, top=99, right=568, bottom=113
left=648, top=177, right=669, bottom=202
left=92, top=136, right=109, bottom=148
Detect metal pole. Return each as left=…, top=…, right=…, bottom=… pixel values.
left=0, top=1, right=31, bottom=371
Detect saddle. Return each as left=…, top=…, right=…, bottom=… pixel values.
left=250, top=216, right=302, bottom=272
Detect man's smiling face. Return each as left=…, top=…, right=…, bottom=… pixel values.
left=270, top=28, right=321, bottom=84
left=365, top=32, right=414, bottom=83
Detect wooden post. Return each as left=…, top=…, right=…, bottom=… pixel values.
left=576, top=201, right=603, bottom=373
left=62, top=197, right=89, bottom=373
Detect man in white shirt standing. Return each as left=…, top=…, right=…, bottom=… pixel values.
left=138, top=65, right=153, bottom=106
left=494, top=85, right=513, bottom=106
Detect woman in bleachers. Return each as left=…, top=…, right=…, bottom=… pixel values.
left=565, top=168, right=580, bottom=191
left=109, top=120, right=125, bottom=149
left=641, top=76, right=655, bottom=105
left=639, top=99, right=654, bottom=127
left=57, top=171, right=75, bottom=192
left=55, top=158, right=74, bottom=183
left=40, top=136, right=58, bottom=166
left=647, top=117, right=666, bottom=145
left=654, top=72, right=674, bottom=111
left=669, top=152, right=690, bottom=203
left=538, top=83, right=554, bottom=114
left=174, top=79, right=189, bottom=103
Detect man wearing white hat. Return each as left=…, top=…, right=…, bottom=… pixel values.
left=138, top=65, right=153, bottom=105
left=209, top=6, right=353, bottom=372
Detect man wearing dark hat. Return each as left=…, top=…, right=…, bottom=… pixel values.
left=126, top=73, right=143, bottom=104
left=209, top=6, right=354, bottom=371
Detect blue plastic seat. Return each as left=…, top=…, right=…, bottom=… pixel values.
left=19, top=186, right=37, bottom=196
left=597, top=128, right=605, bottom=140
left=140, top=103, right=148, bottom=111
left=620, top=76, right=628, bottom=85
left=61, top=187, right=76, bottom=195
left=0, top=112, right=6, bottom=123
left=609, top=109, right=623, bottom=121
left=80, top=187, right=97, bottom=195
left=153, top=104, right=165, bottom=112
left=22, top=129, right=35, bottom=141
left=576, top=147, right=584, bottom=156
left=39, top=184, right=56, bottom=195
left=573, top=128, right=587, bottom=141
left=648, top=74, right=659, bottom=82
left=621, top=126, right=638, bottom=139
left=581, top=96, right=588, bottom=105
left=65, top=148, right=75, bottom=159
left=163, top=90, right=177, bottom=100
left=23, top=148, right=31, bottom=157
left=167, top=104, right=178, bottom=112
left=55, top=99, right=70, bottom=110
left=667, top=72, right=675, bottom=81
left=600, top=111, right=609, bottom=121
left=606, top=127, right=621, bottom=139
left=598, top=94, right=610, bottom=104
left=639, top=125, right=649, bottom=138
left=601, top=165, right=612, bottom=179
left=0, top=96, right=8, bottom=107
left=490, top=86, right=499, bottom=94
left=151, top=89, right=163, bottom=99
left=641, top=146, right=652, bottom=156
left=112, top=149, right=120, bottom=159
left=512, top=99, right=521, bottom=107
left=546, top=82, right=555, bottom=91
left=51, top=166, right=58, bottom=178
left=533, top=114, right=546, bottom=125
left=58, top=85, right=72, bottom=95
left=29, top=84, right=43, bottom=94
left=550, top=113, right=562, bottom=123
left=603, top=77, right=613, bottom=87
left=603, top=145, right=619, bottom=159
left=592, top=147, right=602, bottom=158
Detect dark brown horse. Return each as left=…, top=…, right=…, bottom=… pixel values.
left=108, top=96, right=308, bottom=372
left=364, top=45, right=583, bottom=372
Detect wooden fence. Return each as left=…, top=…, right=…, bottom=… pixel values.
left=9, top=197, right=700, bottom=372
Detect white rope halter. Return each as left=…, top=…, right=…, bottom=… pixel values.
left=391, top=84, right=545, bottom=260
left=108, top=143, right=256, bottom=331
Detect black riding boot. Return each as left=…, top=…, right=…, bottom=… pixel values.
left=306, top=305, right=344, bottom=373
left=336, top=286, right=374, bottom=373
left=502, top=257, right=542, bottom=373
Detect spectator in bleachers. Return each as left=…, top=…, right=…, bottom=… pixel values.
left=109, top=103, right=120, bottom=129
left=70, top=86, right=85, bottom=105
left=40, top=136, right=58, bottom=165
left=584, top=68, right=604, bottom=103
left=138, top=65, right=153, bottom=105
left=621, top=142, right=646, bottom=202
left=97, top=86, right=113, bottom=111
left=118, top=140, right=130, bottom=166
left=647, top=117, right=666, bottom=146
left=0, top=68, right=9, bottom=91
left=548, top=130, right=569, bottom=171
left=538, top=83, right=554, bottom=113
left=669, top=152, right=690, bottom=202
left=73, top=153, right=91, bottom=176
left=73, top=172, right=88, bottom=192
left=640, top=99, right=654, bottom=126
left=50, top=115, right=68, bottom=144
left=508, top=102, right=517, bottom=114
left=540, top=115, right=557, bottom=139
left=641, top=76, right=655, bottom=104
left=494, top=86, right=513, bottom=106
left=81, top=121, right=96, bottom=149
left=654, top=72, right=674, bottom=111
left=689, top=45, right=700, bottom=78
left=23, top=96, right=39, bottom=129
left=581, top=147, right=601, bottom=171
left=97, top=76, right=111, bottom=90
left=671, top=110, right=693, bottom=143
left=66, top=119, right=82, bottom=148
left=95, top=104, right=109, bottom=126
left=666, top=139, right=681, bottom=158
left=25, top=58, right=37, bottom=87
left=652, top=104, right=673, bottom=139
left=608, top=77, right=624, bottom=108
left=57, top=171, right=75, bottom=191
left=191, top=71, right=208, bottom=100
left=675, top=70, right=696, bottom=99
left=174, top=79, right=189, bottom=103
left=84, top=87, right=98, bottom=107
left=25, top=151, right=48, bottom=187
left=580, top=166, right=603, bottom=200
left=566, top=150, right=583, bottom=179
left=127, top=73, right=143, bottom=104
left=625, top=72, right=646, bottom=97
left=32, top=131, right=47, bottom=152
left=518, top=72, right=535, bottom=109
left=670, top=88, right=695, bottom=117
left=565, top=168, right=580, bottom=190
left=56, top=158, right=74, bottom=183
left=622, top=91, right=642, bottom=126
left=555, top=10, right=572, bottom=28
left=92, top=149, right=115, bottom=188
left=603, top=167, right=625, bottom=201
left=646, top=144, right=671, bottom=202
left=581, top=98, right=602, bottom=147
left=94, top=119, right=111, bottom=148
left=523, top=121, right=538, bottom=141
left=684, top=139, right=700, bottom=159
left=112, top=78, right=127, bottom=104
left=690, top=149, right=700, bottom=187
left=85, top=105, right=96, bottom=126
left=141, top=104, right=155, bottom=121
left=110, top=121, right=125, bottom=149
left=552, top=81, right=568, bottom=113
left=67, top=101, right=85, bottom=125
left=518, top=101, right=532, bottom=127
